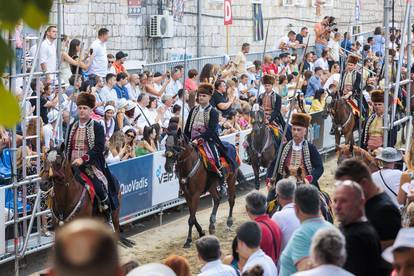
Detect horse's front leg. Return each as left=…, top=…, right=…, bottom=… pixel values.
left=226, top=173, right=236, bottom=229
left=208, top=181, right=221, bottom=235
left=184, top=193, right=200, bottom=248
left=252, top=160, right=260, bottom=190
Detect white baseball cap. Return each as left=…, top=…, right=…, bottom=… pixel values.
left=104, top=105, right=115, bottom=113
left=382, top=228, right=414, bottom=263
left=47, top=109, right=59, bottom=123
left=246, top=61, right=255, bottom=69
left=117, top=98, right=128, bottom=110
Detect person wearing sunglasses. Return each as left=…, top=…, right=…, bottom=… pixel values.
left=123, top=126, right=137, bottom=159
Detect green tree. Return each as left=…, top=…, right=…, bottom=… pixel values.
left=0, top=0, right=53, bottom=128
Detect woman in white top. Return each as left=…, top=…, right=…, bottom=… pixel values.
left=105, top=131, right=130, bottom=164
left=99, top=105, right=116, bottom=141
left=146, top=96, right=162, bottom=125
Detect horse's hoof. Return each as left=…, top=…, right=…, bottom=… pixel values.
left=227, top=217, right=233, bottom=228
left=183, top=240, right=191, bottom=248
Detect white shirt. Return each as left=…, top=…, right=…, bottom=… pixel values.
left=371, top=169, right=402, bottom=207
left=272, top=203, right=301, bottom=251
left=136, top=104, right=155, bottom=129
left=327, top=40, right=341, bottom=62
left=159, top=105, right=174, bottom=128
left=293, top=264, right=354, bottom=276
left=314, top=57, right=329, bottom=71
left=88, top=39, right=108, bottom=77
left=165, top=79, right=183, bottom=97
left=243, top=249, right=278, bottom=276
left=39, top=38, right=57, bottom=74
left=125, top=83, right=141, bottom=102
left=99, top=85, right=118, bottom=106
left=277, top=36, right=294, bottom=50
left=43, top=124, right=56, bottom=150
left=323, top=73, right=340, bottom=90
left=198, top=260, right=237, bottom=276
left=175, top=100, right=190, bottom=121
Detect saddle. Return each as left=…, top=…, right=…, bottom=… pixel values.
left=72, top=166, right=96, bottom=205
left=346, top=98, right=360, bottom=117
left=197, top=142, right=240, bottom=177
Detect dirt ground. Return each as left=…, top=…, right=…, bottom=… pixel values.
left=118, top=156, right=338, bottom=275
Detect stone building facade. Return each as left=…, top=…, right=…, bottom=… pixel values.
left=50, top=0, right=404, bottom=64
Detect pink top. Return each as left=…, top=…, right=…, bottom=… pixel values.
left=14, top=29, right=23, bottom=49
left=262, top=63, right=278, bottom=75
left=185, top=78, right=198, bottom=92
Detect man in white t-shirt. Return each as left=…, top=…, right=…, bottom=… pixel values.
left=237, top=221, right=278, bottom=276
left=165, top=66, right=183, bottom=97
left=233, top=43, right=250, bottom=74
left=88, top=28, right=109, bottom=78
left=278, top=31, right=297, bottom=51
left=371, top=147, right=403, bottom=207
left=272, top=179, right=301, bottom=251
left=99, top=73, right=118, bottom=106
left=135, top=93, right=154, bottom=132
left=327, top=32, right=342, bottom=68
left=39, top=26, right=57, bottom=76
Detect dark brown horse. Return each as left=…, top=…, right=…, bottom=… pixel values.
left=246, top=105, right=279, bottom=189
left=336, top=144, right=379, bottom=173
left=323, top=94, right=356, bottom=146
left=41, top=147, right=132, bottom=246
left=164, top=130, right=238, bottom=248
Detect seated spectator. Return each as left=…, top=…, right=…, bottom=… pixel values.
left=237, top=221, right=278, bottom=276
left=382, top=228, right=414, bottom=276
left=238, top=74, right=254, bottom=102
left=114, top=72, right=129, bottom=100
left=136, top=125, right=158, bottom=156
left=278, top=30, right=297, bottom=51
left=195, top=235, right=237, bottom=276
left=146, top=96, right=162, bottom=125
left=211, top=79, right=235, bottom=117
left=333, top=180, right=383, bottom=276
left=109, top=51, right=128, bottom=75
left=314, top=48, right=329, bottom=72
left=262, top=54, right=278, bottom=75
left=398, top=142, right=414, bottom=206
left=237, top=109, right=249, bottom=130
left=100, top=105, right=115, bottom=141
left=293, top=228, right=352, bottom=276
left=185, top=69, right=198, bottom=93
left=164, top=255, right=191, bottom=276
left=271, top=179, right=300, bottom=251
left=125, top=73, right=141, bottom=102
left=141, top=71, right=169, bottom=98
left=105, top=131, right=130, bottom=164
left=222, top=110, right=242, bottom=135
left=107, top=53, right=115, bottom=71
left=123, top=126, right=137, bottom=159
left=323, top=63, right=340, bottom=90
left=302, top=53, right=314, bottom=72
left=99, top=73, right=118, bottom=107
left=223, top=237, right=248, bottom=275
left=135, top=93, right=155, bottom=131
left=175, top=89, right=190, bottom=121
left=335, top=159, right=401, bottom=250
left=165, top=66, right=184, bottom=97
left=114, top=98, right=130, bottom=132
left=245, top=191, right=282, bottom=264
left=50, top=218, right=121, bottom=276
left=152, top=72, right=164, bottom=92
left=279, top=185, right=333, bottom=276
left=305, top=67, right=323, bottom=102
left=159, top=95, right=174, bottom=129
left=124, top=100, right=140, bottom=128
left=309, top=88, right=326, bottom=113
left=371, top=147, right=403, bottom=207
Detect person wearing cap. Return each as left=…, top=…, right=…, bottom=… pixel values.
left=361, top=90, right=397, bottom=151
left=274, top=113, right=324, bottom=189
left=371, top=147, right=403, bottom=207
left=333, top=180, right=383, bottom=276
left=99, top=105, right=116, bottom=141
left=258, top=74, right=286, bottom=130
left=64, top=92, right=119, bottom=220
left=382, top=228, right=414, bottom=276
left=43, top=109, right=59, bottom=150
left=109, top=51, right=128, bottom=75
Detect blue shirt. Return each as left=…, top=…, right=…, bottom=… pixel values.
left=114, top=84, right=129, bottom=100
left=341, top=39, right=352, bottom=54
left=372, top=35, right=385, bottom=56
left=279, top=217, right=333, bottom=276
left=305, top=75, right=322, bottom=98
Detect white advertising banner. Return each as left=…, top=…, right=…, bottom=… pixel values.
left=151, top=151, right=180, bottom=206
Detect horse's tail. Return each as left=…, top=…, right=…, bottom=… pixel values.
left=236, top=168, right=247, bottom=185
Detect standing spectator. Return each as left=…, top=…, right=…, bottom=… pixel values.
left=114, top=72, right=129, bottom=100
left=43, top=109, right=59, bottom=150
left=293, top=228, right=353, bottom=276
left=305, top=67, right=323, bottom=100
left=107, top=53, right=115, bottom=71
left=271, top=179, right=300, bottom=251
left=39, top=25, right=57, bottom=76
left=333, top=180, right=383, bottom=276
left=125, top=73, right=141, bottom=102
left=314, top=49, right=329, bottom=72
left=398, top=142, right=414, bottom=206
left=211, top=79, right=235, bottom=117
left=109, top=51, right=128, bottom=75
left=327, top=32, right=342, bottom=70
left=279, top=185, right=333, bottom=276
left=335, top=159, right=401, bottom=250
left=278, top=31, right=298, bottom=51
left=164, top=255, right=191, bottom=276
left=68, top=38, right=93, bottom=77
left=237, top=221, right=278, bottom=276
left=234, top=43, right=250, bottom=74
left=99, top=73, right=118, bottom=106
left=382, top=228, right=414, bottom=276
left=296, top=27, right=309, bottom=48
left=165, top=66, right=184, bottom=97
left=245, top=191, right=282, bottom=264
left=341, top=32, right=353, bottom=54
left=14, top=21, right=24, bottom=74
left=372, top=27, right=385, bottom=56
left=88, top=28, right=109, bottom=78
left=314, top=17, right=330, bottom=57
left=185, top=69, right=199, bottom=93
left=223, top=237, right=248, bottom=275
left=195, top=235, right=237, bottom=276
left=371, top=147, right=403, bottom=207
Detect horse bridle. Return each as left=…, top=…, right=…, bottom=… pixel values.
left=325, top=93, right=353, bottom=134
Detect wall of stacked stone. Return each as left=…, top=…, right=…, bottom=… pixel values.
left=50, top=0, right=405, bottom=64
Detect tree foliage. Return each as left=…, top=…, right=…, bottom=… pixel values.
left=0, top=0, right=53, bottom=127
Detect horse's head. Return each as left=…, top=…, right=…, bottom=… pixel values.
left=322, top=92, right=337, bottom=119
left=164, top=129, right=190, bottom=173
left=336, top=143, right=354, bottom=165
left=250, top=104, right=265, bottom=132
left=40, top=145, right=67, bottom=189
left=284, top=167, right=310, bottom=185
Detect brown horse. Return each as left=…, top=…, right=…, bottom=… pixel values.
left=164, top=130, right=238, bottom=248
left=336, top=144, right=379, bottom=173
left=41, top=147, right=133, bottom=246
left=323, top=94, right=356, bottom=146
left=246, top=105, right=279, bottom=189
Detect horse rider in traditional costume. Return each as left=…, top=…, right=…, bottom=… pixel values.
left=65, top=92, right=119, bottom=220
left=273, top=113, right=324, bottom=191
left=361, top=89, right=397, bottom=152
left=184, top=83, right=237, bottom=196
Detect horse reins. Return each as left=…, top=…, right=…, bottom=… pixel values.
left=176, top=145, right=201, bottom=184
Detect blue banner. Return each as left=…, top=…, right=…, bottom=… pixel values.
left=109, top=154, right=153, bottom=217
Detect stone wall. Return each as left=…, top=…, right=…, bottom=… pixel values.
left=49, top=0, right=405, bottom=64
